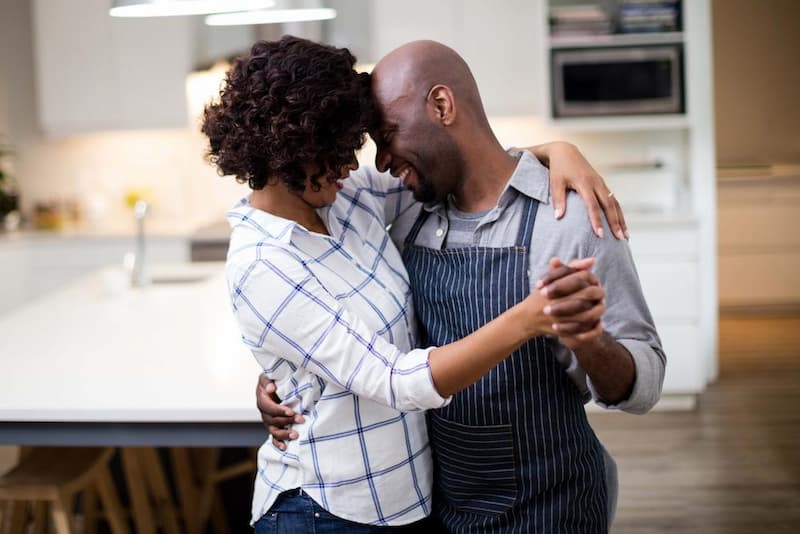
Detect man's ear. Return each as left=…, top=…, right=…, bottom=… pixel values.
left=426, top=84, right=456, bottom=126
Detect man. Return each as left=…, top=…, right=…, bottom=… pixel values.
left=261, top=41, right=664, bottom=532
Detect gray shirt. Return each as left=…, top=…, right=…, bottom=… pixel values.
left=388, top=150, right=666, bottom=415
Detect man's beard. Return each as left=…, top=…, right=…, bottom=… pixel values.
left=411, top=171, right=439, bottom=203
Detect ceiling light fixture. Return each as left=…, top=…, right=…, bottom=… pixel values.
left=205, top=8, right=337, bottom=26
left=109, top=0, right=276, bottom=18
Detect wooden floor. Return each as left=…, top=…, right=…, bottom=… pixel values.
left=588, top=315, right=800, bottom=533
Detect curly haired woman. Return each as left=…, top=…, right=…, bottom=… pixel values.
left=203, top=36, right=620, bottom=533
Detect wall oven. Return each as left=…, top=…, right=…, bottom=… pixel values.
left=551, top=44, right=684, bottom=117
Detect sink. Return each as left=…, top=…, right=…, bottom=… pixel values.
left=147, top=262, right=224, bottom=286
left=150, top=273, right=214, bottom=285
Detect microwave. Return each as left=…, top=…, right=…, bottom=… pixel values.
left=551, top=45, right=684, bottom=117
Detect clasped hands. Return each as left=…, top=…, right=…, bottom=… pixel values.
left=528, top=256, right=605, bottom=349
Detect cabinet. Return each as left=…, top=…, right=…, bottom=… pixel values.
left=533, top=0, right=718, bottom=395
left=31, top=0, right=194, bottom=135
left=630, top=221, right=705, bottom=394
left=369, top=0, right=543, bottom=116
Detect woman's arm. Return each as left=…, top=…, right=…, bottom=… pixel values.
left=525, top=141, right=628, bottom=241
left=359, top=143, right=627, bottom=239
left=234, top=251, right=604, bottom=412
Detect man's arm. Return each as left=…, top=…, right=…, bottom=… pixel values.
left=536, top=258, right=636, bottom=404
left=538, top=259, right=636, bottom=404
left=539, top=226, right=666, bottom=414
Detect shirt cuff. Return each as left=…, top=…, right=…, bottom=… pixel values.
left=394, top=347, right=452, bottom=411
left=587, top=339, right=665, bottom=414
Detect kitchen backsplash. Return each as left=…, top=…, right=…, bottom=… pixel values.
left=13, top=128, right=245, bottom=233
left=10, top=114, right=683, bottom=236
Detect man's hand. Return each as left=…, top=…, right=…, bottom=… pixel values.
left=537, top=257, right=605, bottom=345
left=526, top=142, right=628, bottom=241
left=256, top=374, right=304, bottom=450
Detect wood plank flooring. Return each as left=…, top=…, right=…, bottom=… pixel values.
left=588, top=315, right=800, bottom=533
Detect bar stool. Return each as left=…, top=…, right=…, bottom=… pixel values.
left=0, top=447, right=129, bottom=534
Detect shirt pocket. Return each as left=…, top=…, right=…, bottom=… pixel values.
left=429, top=412, right=518, bottom=516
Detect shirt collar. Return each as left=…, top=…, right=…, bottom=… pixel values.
left=422, top=150, right=551, bottom=215
left=497, top=150, right=551, bottom=208
left=226, top=194, right=298, bottom=244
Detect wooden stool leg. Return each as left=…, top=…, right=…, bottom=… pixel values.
left=50, top=493, right=73, bottom=534
left=169, top=448, right=201, bottom=534
left=83, top=486, right=98, bottom=534
left=32, top=501, right=48, bottom=534
left=5, top=501, right=27, bottom=534
left=95, top=468, right=131, bottom=534
left=195, top=448, right=221, bottom=530
left=121, top=448, right=156, bottom=534
left=139, top=448, right=181, bottom=534
left=210, top=489, right=231, bottom=534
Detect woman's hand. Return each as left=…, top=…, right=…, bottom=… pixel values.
left=525, top=142, right=628, bottom=241
left=516, top=257, right=605, bottom=338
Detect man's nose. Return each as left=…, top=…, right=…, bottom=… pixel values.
left=375, top=147, right=390, bottom=173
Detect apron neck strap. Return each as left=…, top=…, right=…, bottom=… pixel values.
left=404, top=207, right=431, bottom=247
left=514, top=195, right=539, bottom=249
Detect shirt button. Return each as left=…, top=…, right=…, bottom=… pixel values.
left=435, top=228, right=444, bottom=237
left=314, top=512, right=320, bottom=518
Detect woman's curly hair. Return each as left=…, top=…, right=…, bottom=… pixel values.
left=202, top=36, right=373, bottom=193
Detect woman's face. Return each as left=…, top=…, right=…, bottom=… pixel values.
left=300, top=159, right=359, bottom=208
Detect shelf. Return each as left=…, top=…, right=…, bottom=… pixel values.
left=549, top=32, right=684, bottom=49
left=546, top=114, right=690, bottom=133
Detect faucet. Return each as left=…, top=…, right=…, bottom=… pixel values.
left=131, top=199, right=149, bottom=287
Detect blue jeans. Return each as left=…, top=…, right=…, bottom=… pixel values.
left=254, top=489, right=439, bottom=533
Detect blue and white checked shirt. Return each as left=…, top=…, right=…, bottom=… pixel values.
left=225, top=167, right=450, bottom=526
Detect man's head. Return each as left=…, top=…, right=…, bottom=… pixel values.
left=370, top=40, right=490, bottom=203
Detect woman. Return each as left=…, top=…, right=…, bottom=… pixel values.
left=203, top=36, right=613, bottom=532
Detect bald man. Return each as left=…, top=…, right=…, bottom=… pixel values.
left=364, top=41, right=664, bottom=533
left=259, top=40, right=664, bottom=533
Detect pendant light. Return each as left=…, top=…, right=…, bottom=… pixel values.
left=205, top=8, right=336, bottom=26
left=109, top=0, right=277, bottom=18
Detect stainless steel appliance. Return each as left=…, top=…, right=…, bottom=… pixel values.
left=551, top=44, right=684, bottom=117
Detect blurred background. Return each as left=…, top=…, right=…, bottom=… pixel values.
left=0, top=0, right=798, bottom=532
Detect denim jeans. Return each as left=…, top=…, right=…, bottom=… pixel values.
left=253, top=489, right=439, bottom=534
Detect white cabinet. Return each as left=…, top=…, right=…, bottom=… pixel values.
left=630, top=221, right=705, bottom=394
left=31, top=0, right=194, bottom=135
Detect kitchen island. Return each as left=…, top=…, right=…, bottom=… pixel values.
left=0, top=262, right=264, bottom=447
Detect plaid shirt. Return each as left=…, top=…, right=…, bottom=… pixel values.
left=226, top=167, right=450, bottom=526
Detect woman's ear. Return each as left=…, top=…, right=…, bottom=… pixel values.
left=426, top=84, right=456, bottom=126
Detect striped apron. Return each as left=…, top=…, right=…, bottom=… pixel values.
left=402, top=197, right=607, bottom=533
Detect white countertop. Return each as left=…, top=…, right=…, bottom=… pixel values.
left=0, top=263, right=261, bottom=423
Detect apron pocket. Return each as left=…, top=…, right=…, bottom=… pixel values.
left=429, top=413, right=518, bottom=516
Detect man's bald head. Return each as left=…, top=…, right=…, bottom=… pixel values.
left=368, top=40, right=496, bottom=205
left=371, top=40, right=487, bottom=125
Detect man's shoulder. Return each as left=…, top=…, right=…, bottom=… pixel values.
left=533, top=191, right=601, bottom=246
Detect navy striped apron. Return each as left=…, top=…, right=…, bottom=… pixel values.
left=402, top=197, right=607, bottom=533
